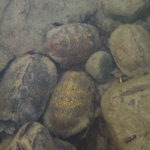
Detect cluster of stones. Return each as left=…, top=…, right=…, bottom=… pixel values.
left=0, top=0, right=150, bottom=150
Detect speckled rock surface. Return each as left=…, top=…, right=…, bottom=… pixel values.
left=7, top=122, right=55, bottom=150
left=101, top=74, right=150, bottom=150
left=85, top=51, right=113, bottom=83
left=43, top=23, right=101, bottom=68
left=43, top=71, right=99, bottom=139
left=0, top=54, right=58, bottom=134
left=109, top=24, right=150, bottom=77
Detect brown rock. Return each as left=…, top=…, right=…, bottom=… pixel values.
left=43, top=71, right=99, bottom=138
left=43, top=23, right=101, bottom=68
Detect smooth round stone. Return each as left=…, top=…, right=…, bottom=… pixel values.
left=109, top=24, right=150, bottom=77
left=43, top=71, right=99, bottom=138
left=85, top=51, right=113, bottom=83
left=43, top=23, right=101, bottom=68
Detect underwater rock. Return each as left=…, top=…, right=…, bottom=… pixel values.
left=109, top=24, right=150, bottom=77
left=43, top=71, right=99, bottom=139
left=101, top=74, right=150, bottom=150
left=101, top=0, right=150, bottom=22
left=95, top=7, right=122, bottom=33
left=43, top=23, right=101, bottom=68
left=85, top=51, right=113, bottom=83
left=7, top=122, right=55, bottom=150
left=0, top=0, right=100, bottom=55
left=0, top=54, right=58, bottom=134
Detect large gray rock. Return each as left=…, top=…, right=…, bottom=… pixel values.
left=109, top=24, right=150, bottom=77
left=43, top=23, right=101, bottom=69
left=0, top=0, right=101, bottom=55
left=101, top=0, right=150, bottom=22
left=101, top=74, right=150, bottom=150
left=43, top=71, right=99, bottom=139
left=0, top=54, right=58, bottom=134
left=85, top=51, right=113, bottom=83
left=7, top=122, right=55, bottom=150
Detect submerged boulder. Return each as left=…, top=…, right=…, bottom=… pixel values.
left=85, top=51, right=113, bottom=83
left=7, top=122, right=55, bottom=150
left=0, top=54, right=58, bottom=134
left=101, top=74, right=150, bottom=150
left=109, top=24, right=150, bottom=77
left=101, top=0, right=150, bottom=22
left=43, top=23, right=101, bottom=68
left=43, top=71, right=99, bottom=138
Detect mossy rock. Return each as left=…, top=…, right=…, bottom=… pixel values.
left=101, top=74, right=150, bottom=150
left=43, top=71, right=99, bottom=138
left=109, top=24, right=150, bottom=77
left=0, top=54, right=58, bottom=134
left=43, top=23, right=101, bottom=68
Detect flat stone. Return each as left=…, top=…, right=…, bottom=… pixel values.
left=101, top=74, right=150, bottom=150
